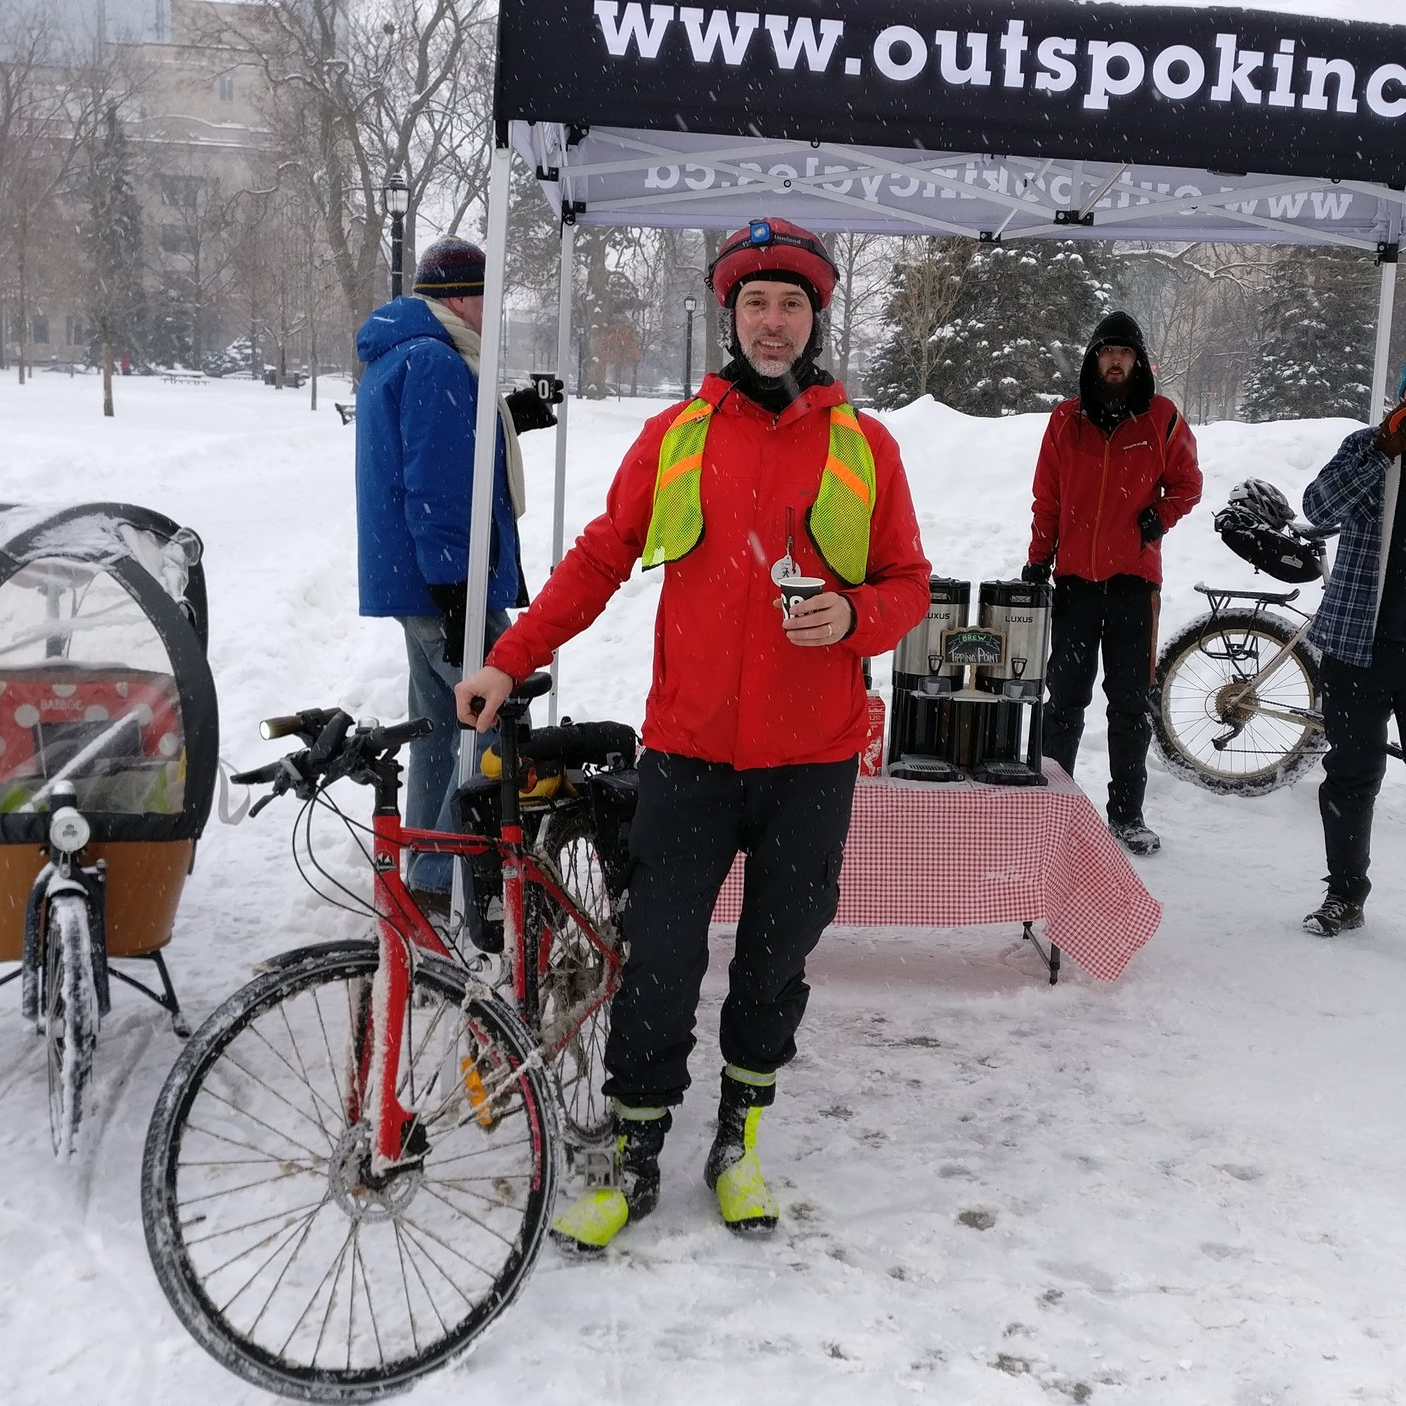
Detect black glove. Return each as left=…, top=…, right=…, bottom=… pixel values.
left=427, top=581, right=467, bottom=669
left=1020, top=561, right=1051, bottom=584
left=1138, top=506, right=1165, bottom=548
left=505, top=386, right=558, bottom=434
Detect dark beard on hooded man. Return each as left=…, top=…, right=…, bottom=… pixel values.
left=1098, top=370, right=1130, bottom=409
left=1079, top=309, right=1155, bottom=435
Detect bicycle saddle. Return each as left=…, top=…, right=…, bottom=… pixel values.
left=496, top=671, right=554, bottom=719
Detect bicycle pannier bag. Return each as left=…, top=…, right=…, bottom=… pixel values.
left=1213, top=507, right=1323, bottom=584
left=587, top=770, right=638, bottom=901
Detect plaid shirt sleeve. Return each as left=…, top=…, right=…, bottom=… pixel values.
left=1304, top=426, right=1390, bottom=667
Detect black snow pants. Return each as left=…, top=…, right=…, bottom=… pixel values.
left=1318, top=640, right=1406, bottom=905
left=601, top=749, right=857, bottom=1109
left=1041, top=574, right=1158, bottom=827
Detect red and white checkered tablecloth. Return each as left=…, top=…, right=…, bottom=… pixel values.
left=711, top=763, right=1160, bottom=982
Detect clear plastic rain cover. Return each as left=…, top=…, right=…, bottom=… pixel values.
left=0, top=507, right=201, bottom=816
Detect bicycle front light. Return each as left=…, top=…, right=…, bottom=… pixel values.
left=49, top=806, right=91, bottom=855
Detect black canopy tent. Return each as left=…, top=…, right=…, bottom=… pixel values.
left=458, top=0, right=1406, bottom=706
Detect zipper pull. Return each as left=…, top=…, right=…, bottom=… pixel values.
left=786, top=506, right=795, bottom=565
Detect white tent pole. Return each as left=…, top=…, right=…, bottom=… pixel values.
left=547, top=220, right=576, bottom=726
left=449, top=140, right=511, bottom=928
left=458, top=139, right=511, bottom=696
left=1370, top=252, right=1398, bottom=419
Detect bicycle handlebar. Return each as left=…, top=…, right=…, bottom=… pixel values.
left=232, top=712, right=435, bottom=814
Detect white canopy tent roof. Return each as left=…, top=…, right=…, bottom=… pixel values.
left=457, top=0, right=1406, bottom=715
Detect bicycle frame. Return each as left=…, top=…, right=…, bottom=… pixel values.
left=347, top=714, right=621, bottom=1179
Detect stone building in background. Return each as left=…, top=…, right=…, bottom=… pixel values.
left=2, top=0, right=338, bottom=378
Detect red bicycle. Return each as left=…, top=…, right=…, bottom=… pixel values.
left=140, top=673, right=632, bottom=1401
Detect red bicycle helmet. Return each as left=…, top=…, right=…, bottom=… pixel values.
left=707, top=218, right=838, bottom=309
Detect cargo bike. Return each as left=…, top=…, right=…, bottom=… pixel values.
left=0, top=502, right=217, bottom=1159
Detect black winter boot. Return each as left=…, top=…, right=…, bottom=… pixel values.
left=550, top=1106, right=671, bottom=1254
left=704, top=1067, right=779, bottom=1236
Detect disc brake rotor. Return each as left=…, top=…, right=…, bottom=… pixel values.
left=327, top=1123, right=423, bottom=1222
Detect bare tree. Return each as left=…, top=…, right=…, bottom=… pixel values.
left=827, top=232, right=890, bottom=388
left=61, top=28, right=155, bottom=416
left=1116, top=243, right=1273, bottom=420
left=201, top=0, right=493, bottom=367
left=148, top=156, right=262, bottom=367
left=0, top=8, right=80, bottom=383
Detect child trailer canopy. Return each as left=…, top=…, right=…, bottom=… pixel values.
left=0, top=501, right=218, bottom=849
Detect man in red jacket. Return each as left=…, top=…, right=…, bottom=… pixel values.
left=1023, top=311, right=1202, bottom=855
left=457, top=217, right=931, bottom=1251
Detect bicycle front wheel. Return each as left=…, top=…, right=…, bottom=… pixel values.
left=45, top=892, right=98, bottom=1162
left=141, top=946, right=559, bottom=1403
left=1153, top=608, right=1326, bottom=795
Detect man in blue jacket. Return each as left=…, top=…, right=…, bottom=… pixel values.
left=1299, top=365, right=1406, bottom=936
left=354, top=236, right=554, bottom=914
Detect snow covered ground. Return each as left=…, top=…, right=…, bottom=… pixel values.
left=2, top=367, right=1404, bottom=1406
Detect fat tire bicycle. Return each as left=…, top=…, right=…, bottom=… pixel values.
left=1152, top=514, right=1404, bottom=796
left=140, top=673, right=632, bottom=1401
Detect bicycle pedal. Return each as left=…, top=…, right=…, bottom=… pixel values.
left=578, top=1146, right=617, bottom=1189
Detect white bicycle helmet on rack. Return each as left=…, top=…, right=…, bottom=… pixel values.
left=1226, top=478, right=1295, bottom=530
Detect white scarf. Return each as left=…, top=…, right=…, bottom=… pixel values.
left=419, top=295, right=526, bottom=519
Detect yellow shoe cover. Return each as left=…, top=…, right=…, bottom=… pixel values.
left=549, top=1187, right=629, bottom=1255
left=713, top=1150, right=779, bottom=1235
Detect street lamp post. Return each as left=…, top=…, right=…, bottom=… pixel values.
left=683, top=294, right=697, bottom=399
left=381, top=170, right=409, bottom=299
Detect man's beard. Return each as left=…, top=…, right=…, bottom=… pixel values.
left=1098, top=371, right=1130, bottom=406
left=742, top=340, right=800, bottom=381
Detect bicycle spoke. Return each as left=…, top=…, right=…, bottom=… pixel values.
left=183, top=1192, right=331, bottom=1253
left=294, top=1221, right=358, bottom=1368
left=214, top=1196, right=334, bottom=1322
left=179, top=1164, right=321, bottom=1208
left=193, top=1081, right=330, bottom=1164
left=265, top=992, right=347, bottom=1141
left=350, top=1229, right=385, bottom=1371
left=394, top=1209, right=509, bottom=1293
left=415, top=1180, right=533, bottom=1250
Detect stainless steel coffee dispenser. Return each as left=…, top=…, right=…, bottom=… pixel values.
left=973, top=578, right=1053, bottom=785
left=888, top=577, right=968, bottom=782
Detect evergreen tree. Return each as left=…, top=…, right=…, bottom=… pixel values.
left=870, top=238, right=1111, bottom=415
left=1241, top=249, right=1377, bottom=421
left=147, top=278, right=194, bottom=369
left=85, top=102, right=148, bottom=370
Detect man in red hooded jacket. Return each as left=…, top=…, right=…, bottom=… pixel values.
left=1023, top=311, right=1202, bottom=855
left=458, top=217, right=931, bottom=1251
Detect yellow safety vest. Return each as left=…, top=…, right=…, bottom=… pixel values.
left=641, top=397, right=876, bottom=585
